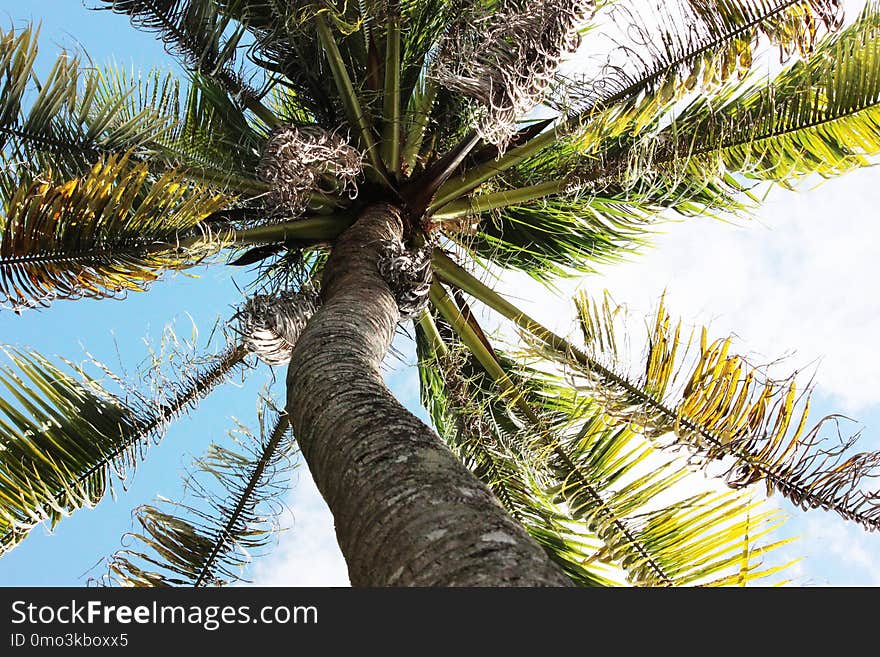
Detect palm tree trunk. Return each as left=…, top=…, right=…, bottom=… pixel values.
left=286, top=203, right=571, bottom=586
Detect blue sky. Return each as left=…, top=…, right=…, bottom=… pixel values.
left=0, top=0, right=879, bottom=587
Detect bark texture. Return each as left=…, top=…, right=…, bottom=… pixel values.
left=286, top=203, right=571, bottom=586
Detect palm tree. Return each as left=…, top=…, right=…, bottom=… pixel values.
left=1, top=0, right=879, bottom=587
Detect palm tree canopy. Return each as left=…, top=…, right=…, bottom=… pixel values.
left=0, top=0, right=879, bottom=586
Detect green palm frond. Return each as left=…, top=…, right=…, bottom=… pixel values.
left=0, top=154, right=232, bottom=311
left=101, top=407, right=296, bottom=586
left=0, top=342, right=249, bottom=556
left=0, top=25, right=90, bottom=160
left=433, top=251, right=880, bottom=535
left=0, top=349, right=145, bottom=553
left=424, top=286, right=794, bottom=586
left=558, top=0, right=842, bottom=130
left=416, top=308, right=793, bottom=586
left=428, top=0, right=844, bottom=209
left=573, top=2, right=880, bottom=205
left=414, top=315, right=621, bottom=586
left=213, top=0, right=338, bottom=124
left=95, top=0, right=265, bottom=113
left=94, top=68, right=267, bottom=188
left=444, top=192, right=654, bottom=282
left=668, top=1, right=880, bottom=185
left=437, top=140, right=748, bottom=281
left=0, top=27, right=165, bottom=177
left=447, top=3, right=880, bottom=282
left=546, top=410, right=794, bottom=586
left=0, top=25, right=270, bottom=191
left=531, top=290, right=880, bottom=533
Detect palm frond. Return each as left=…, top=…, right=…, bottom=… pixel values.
left=101, top=407, right=297, bottom=586
left=428, top=0, right=845, bottom=207
left=94, top=68, right=267, bottom=188
left=665, top=1, right=880, bottom=185
left=414, top=314, right=621, bottom=586
left=0, top=27, right=163, bottom=177
left=524, top=372, right=795, bottom=586
left=0, top=349, right=145, bottom=553
left=445, top=199, right=644, bottom=283
left=438, top=165, right=739, bottom=282
left=0, top=341, right=248, bottom=555
left=572, top=2, right=880, bottom=207
left=416, top=308, right=793, bottom=586
left=0, top=25, right=272, bottom=194
left=0, top=154, right=232, bottom=311
left=557, top=0, right=842, bottom=130
left=455, top=5, right=880, bottom=282
left=95, top=0, right=271, bottom=120
left=530, top=290, right=880, bottom=533
left=212, top=0, right=339, bottom=124
left=440, top=138, right=750, bottom=282
left=433, top=251, right=880, bottom=534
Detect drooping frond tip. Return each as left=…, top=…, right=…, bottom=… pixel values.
left=416, top=316, right=794, bottom=586
left=556, top=0, right=843, bottom=126
left=258, top=125, right=362, bottom=217
left=548, top=291, right=880, bottom=533
left=433, top=0, right=594, bottom=150
left=96, top=0, right=258, bottom=106
left=0, top=155, right=231, bottom=312
left=100, top=409, right=297, bottom=587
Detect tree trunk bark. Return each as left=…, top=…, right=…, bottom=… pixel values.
left=286, top=203, right=571, bottom=586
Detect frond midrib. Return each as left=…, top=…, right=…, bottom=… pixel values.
left=193, top=412, right=289, bottom=587
left=0, top=343, right=248, bottom=551
left=582, top=0, right=812, bottom=114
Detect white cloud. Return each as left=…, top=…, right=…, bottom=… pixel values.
left=248, top=465, right=350, bottom=587
left=790, top=515, right=880, bottom=586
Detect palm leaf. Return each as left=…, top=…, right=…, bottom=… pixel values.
left=438, top=169, right=741, bottom=282
left=433, top=251, right=880, bottom=534
left=0, top=26, right=166, bottom=177
left=101, top=407, right=297, bottom=586
left=537, top=290, right=880, bottom=532
left=416, top=308, right=793, bottom=586
left=414, top=314, right=621, bottom=586
left=559, top=0, right=842, bottom=120
left=214, top=0, right=338, bottom=124
left=448, top=5, right=880, bottom=282
left=428, top=0, right=845, bottom=209
left=0, top=341, right=249, bottom=555
left=95, top=0, right=272, bottom=122
left=573, top=2, right=880, bottom=205
left=94, top=68, right=267, bottom=189
left=0, top=154, right=231, bottom=311
left=0, top=25, right=271, bottom=193
left=666, top=1, right=880, bottom=185
left=550, top=418, right=794, bottom=586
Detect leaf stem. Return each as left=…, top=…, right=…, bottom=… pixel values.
left=431, top=180, right=564, bottom=219
left=194, top=412, right=291, bottom=587
left=315, top=14, right=386, bottom=181
left=381, top=11, right=401, bottom=176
